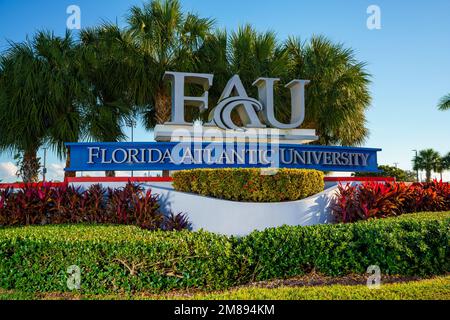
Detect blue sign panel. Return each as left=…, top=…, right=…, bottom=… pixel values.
left=65, top=142, right=381, bottom=172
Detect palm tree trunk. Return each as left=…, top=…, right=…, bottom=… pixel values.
left=64, top=147, right=76, bottom=179
left=106, top=171, right=116, bottom=177
left=155, top=87, right=171, bottom=177
left=426, top=170, right=432, bottom=183
left=162, top=170, right=170, bottom=178
left=21, top=150, right=40, bottom=183
left=155, top=87, right=171, bottom=124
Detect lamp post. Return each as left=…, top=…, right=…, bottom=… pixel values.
left=42, top=148, right=47, bottom=182
left=413, top=149, right=419, bottom=182
left=127, top=118, right=137, bottom=177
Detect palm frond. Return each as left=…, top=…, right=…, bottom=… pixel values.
left=438, top=94, right=450, bottom=111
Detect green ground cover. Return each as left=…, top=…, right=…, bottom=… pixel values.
left=0, top=211, right=448, bottom=295
left=0, top=276, right=448, bottom=300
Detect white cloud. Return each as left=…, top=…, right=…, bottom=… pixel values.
left=78, top=171, right=162, bottom=178
left=46, top=163, right=65, bottom=181
left=116, top=171, right=151, bottom=177
left=0, top=162, right=18, bottom=182
left=77, top=171, right=105, bottom=177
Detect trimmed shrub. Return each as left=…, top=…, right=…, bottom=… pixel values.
left=353, top=164, right=417, bottom=182
left=0, top=183, right=190, bottom=231
left=332, top=180, right=450, bottom=223
left=172, top=168, right=325, bottom=202
left=0, top=212, right=448, bottom=293
left=0, top=226, right=245, bottom=293
left=239, top=212, right=450, bottom=280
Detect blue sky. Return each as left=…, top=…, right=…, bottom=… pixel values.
left=0, top=0, right=449, bottom=181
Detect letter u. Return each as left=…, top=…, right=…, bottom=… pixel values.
left=253, top=78, right=310, bottom=129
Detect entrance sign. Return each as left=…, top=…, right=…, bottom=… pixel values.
left=65, top=71, right=382, bottom=174
left=66, top=142, right=380, bottom=173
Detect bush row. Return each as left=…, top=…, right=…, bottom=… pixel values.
left=332, top=180, right=450, bottom=223
left=0, top=212, right=448, bottom=293
left=173, top=168, right=325, bottom=202
left=0, top=183, right=190, bottom=231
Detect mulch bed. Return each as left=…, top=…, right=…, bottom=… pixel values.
left=241, top=272, right=429, bottom=289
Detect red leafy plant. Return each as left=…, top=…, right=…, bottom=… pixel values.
left=332, top=180, right=450, bottom=223
left=163, top=212, right=192, bottom=231
left=0, top=183, right=190, bottom=231
left=107, top=184, right=165, bottom=230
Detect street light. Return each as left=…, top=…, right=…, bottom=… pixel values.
left=42, top=148, right=47, bottom=182
left=126, top=118, right=137, bottom=177
left=412, top=149, right=419, bottom=182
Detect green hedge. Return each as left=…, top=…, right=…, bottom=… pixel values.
left=0, top=226, right=242, bottom=293
left=239, top=212, right=450, bottom=280
left=0, top=212, right=448, bottom=294
left=172, top=168, right=325, bottom=202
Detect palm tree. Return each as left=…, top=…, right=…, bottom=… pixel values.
left=196, top=25, right=289, bottom=124
left=79, top=24, right=137, bottom=177
left=435, top=158, right=445, bottom=181
left=0, top=40, right=47, bottom=182
left=285, top=36, right=371, bottom=146
left=413, top=149, right=441, bottom=182
left=126, top=0, right=215, bottom=127
left=124, top=0, right=214, bottom=177
left=34, top=31, right=91, bottom=179
left=0, top=31, right=91, bottom=182
left=441, top=152, right=450, bottom=181
left=197, top=33, right=371, bottom=146
left=438, top=94, right=450, bottom=111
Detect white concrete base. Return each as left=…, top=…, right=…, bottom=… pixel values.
left=154, top=124, right=319, bottom=144
left=70, top=181, right=338, bottom=236
left=149, top=183, right=338, bottom=236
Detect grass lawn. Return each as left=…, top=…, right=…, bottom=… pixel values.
left=0, top=276, right=448, bottom=300
left=198, top=276, right=450, bottom=300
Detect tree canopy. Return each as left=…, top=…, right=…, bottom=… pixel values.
left=0, top=31, right=89, bottom=181
left=413, top=149, right=442, bottom=182
left=0, top=0, right=375, bottom=181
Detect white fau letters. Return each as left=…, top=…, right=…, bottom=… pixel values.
left=163, top=71, right=310, bottom=131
